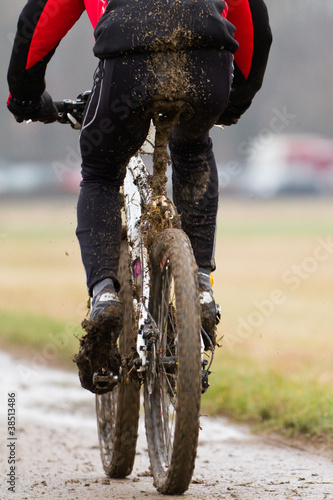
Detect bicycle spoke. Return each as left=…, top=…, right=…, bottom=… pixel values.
left=153, top=265, right=177, bottom=465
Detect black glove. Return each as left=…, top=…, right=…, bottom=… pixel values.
left=7, top=91, right=58, bottom=124
left=216, top=103, right=240, bottom=127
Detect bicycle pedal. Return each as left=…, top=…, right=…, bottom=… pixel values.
left=93, top=371, right=119, bottom=391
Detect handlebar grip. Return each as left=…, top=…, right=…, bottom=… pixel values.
left=53, top=93, right=90, bottom=126
left=54, top=99, right=86, bottom=126
left=54, top=99, right=76, bottom=113
left=53, top=101, right=67, bottom=112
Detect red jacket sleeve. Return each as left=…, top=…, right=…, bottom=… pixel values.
left=7, top=0, right=85, bottom=102
left=224, top=0, right=272, bottom=119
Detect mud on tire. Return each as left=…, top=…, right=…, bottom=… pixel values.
left=144, top=228, right=202, bottom=494
left=95, top=239, right=140, bottom=478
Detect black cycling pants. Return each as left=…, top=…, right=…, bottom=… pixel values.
left=77, top=49, right=233, bottom=294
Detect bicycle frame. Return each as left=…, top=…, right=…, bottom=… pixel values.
left=123, top=150, right=207, bottom=373
left=123, top=154, right=153, bottom=371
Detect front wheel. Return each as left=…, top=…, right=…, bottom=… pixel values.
left=144, top=229, right=202, bottom=494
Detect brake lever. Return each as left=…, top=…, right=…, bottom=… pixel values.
left=67, top=113, right=81, bottom=130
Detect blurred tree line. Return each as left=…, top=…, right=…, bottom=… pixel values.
left=0, top=0, right=332, bottom=168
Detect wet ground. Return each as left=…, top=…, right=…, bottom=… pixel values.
left=0, top=350, right=332, bottom=500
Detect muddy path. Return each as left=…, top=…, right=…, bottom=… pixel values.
left=0, top=350, right=332, bottom=500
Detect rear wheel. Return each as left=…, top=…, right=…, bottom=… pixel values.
left=144, top=228, right=202, bottom=494
left=95, top=239, right=140, bottom=477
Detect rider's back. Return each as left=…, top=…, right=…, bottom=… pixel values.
left=93, top=0, right=239, bottom=59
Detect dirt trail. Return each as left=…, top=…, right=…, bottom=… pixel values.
left=0, top=350, right=332, bottom=500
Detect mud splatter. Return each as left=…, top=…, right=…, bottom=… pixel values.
left=74, top=314, right=122, bottom=395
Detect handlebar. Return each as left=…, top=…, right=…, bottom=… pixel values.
left=54, top=91, right=90, bottom=129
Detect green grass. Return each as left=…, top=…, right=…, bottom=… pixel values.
left=201, top=352, right=333, bottom=440
left=0, top=310, right=80, bottom=369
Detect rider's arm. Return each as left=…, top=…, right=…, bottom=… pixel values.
left=7, top=0, right=86, bottom=105
left=218, top=0, right=272, bottom=125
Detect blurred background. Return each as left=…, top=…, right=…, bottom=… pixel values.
left=1, top=0, right=333, bottom=434
left=1, top=0, right=333, bottom=196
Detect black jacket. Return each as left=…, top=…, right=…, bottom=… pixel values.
left=7, top=0, right=272, bottom=123
left=94, top=0, right=239, bottom=58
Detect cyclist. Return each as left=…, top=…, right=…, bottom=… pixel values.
left=7, top=0, right=272, bottom=393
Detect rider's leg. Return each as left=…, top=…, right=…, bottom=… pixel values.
left=169, top=48, right=234, bottom=346
left=77, top=58, right=152, bottom=298
left=170, top=48, right=233, bottom=271
left=170, top=131, right=221, bottom=348
left=75, top=56, right=153, bottom=393
left=170, top=131, right=219, bottom=272
left=76, top=182, right=123, bottom=296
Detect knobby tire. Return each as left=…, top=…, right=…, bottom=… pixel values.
left=144, top=228, right=202, bottom=494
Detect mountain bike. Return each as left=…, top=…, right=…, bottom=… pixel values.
left=55, top=92, right=216, bottom=494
